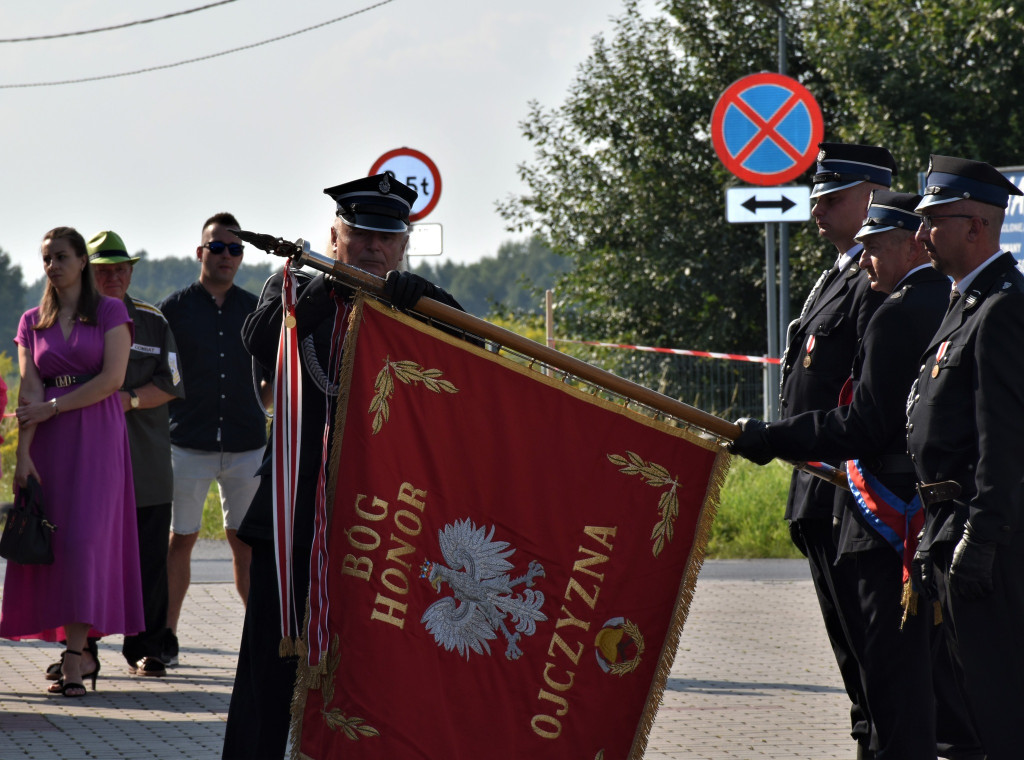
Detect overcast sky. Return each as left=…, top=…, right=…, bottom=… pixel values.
left=1, top=0, right=634, bottom=282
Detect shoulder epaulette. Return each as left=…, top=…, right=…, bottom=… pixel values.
left=130, top=296, right=169, bottom=322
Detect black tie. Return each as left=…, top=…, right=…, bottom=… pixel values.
left=947, top=288, right=961, bottom=314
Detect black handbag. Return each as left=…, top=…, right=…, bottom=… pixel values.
left=0, top=475, right=56, bottom=565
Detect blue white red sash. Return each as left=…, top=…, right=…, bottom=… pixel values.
left=845, top=459, right=924, bottom=584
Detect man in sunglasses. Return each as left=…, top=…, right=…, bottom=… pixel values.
left=907, top=155, right=1024, bottom=758
left=158, top=213, right=268, bottom=668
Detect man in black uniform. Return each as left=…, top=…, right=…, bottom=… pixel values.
left=773, top=143, right=894, bottom=758
left=223, top=174, right=468, bottom=760
left=908, top=155, right=1024, bottom=759
left=732, top=192, right=980, bottom=759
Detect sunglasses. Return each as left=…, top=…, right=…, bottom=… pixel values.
left=204, top=241, right=244, bottom=256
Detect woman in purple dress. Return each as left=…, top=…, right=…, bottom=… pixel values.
left=2, top=227, right=143, bottom=698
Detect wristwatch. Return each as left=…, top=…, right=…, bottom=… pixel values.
left=128, top=389, right=140, bottom=410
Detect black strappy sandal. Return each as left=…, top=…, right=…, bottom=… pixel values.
left=46, top=649, right=100, bottom=697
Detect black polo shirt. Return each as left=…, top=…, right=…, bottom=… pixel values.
left=159, top=281, right=267, bottom=452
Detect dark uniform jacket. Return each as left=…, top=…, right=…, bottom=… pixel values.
left=779, top=253, right=888, bottom=522
left=123, top=295, right=186, bottom=507
left=907, top=252, right=1024, bottom=550
left=238, top=271, right=341, bottom=565
left=765, top=266, right=949, bottom=553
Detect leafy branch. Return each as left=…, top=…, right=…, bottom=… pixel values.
left=369, top=356, right=459, bottom=434
left=608, top=451, right=679, bottom=557
left=322, top=710, right=381, bottom=741
left=320, top=635, right=380, bottom=741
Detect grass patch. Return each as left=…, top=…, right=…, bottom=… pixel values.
left=707, top=457, right=802, bottom=559
left=199, top=484, right=226, bottom=539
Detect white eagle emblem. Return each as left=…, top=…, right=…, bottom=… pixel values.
left=420, top=519, right=546, bottom=660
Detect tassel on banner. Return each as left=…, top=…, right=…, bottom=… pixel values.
left=279, top=636, right=295, bottom=657
left=900, top=580, right=918, bottom=629
left=900, top=580, right=944, bottom=628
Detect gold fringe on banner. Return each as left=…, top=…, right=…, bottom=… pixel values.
left=627, top=449, right=730, bottom=759
left=324, top=298, right=363, bottom=535
left=289, top=298, right=366, bottom=760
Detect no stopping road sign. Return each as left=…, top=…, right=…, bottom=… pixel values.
left=711, top=73, right=823, bottom=186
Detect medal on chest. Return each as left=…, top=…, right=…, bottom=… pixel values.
left=802, top=335, right=816, bottom=368
left=931, top=340, right=950, bottom=378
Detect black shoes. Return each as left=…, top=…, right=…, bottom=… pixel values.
left=161, top=631, right=179, bottom=668
left=128, top=656, right=167, bottom=678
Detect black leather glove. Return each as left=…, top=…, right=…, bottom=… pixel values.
left=384, top=270, right=443, bottom=311
left=728, top=418, right=774, bottom=465
left=950, top=523, right=997, bottom=600
left=788, top=521, right=808, bottom=557
left=911, top=547, right=937, bottom=600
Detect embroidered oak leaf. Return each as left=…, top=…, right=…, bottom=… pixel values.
left=608, top=451, right=679, bottom=557
left=369, top=356, right=459, bottom=434
left=322, top=710, right=381, bottom=741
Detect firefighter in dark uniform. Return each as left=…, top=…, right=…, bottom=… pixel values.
left=907, top=155, right=1024, bottom=760
left=772, top=143, right=894, bottom=758
left=223, top=174, right=469, bottom=760
left=732, top=191, right=981, bottom=759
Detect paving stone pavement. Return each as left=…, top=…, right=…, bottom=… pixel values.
left=1, top=552, right=856, bottom=760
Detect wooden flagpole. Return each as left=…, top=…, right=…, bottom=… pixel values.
left=235, top=230, right=849, bottom=491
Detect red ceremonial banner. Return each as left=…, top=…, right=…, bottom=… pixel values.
left=292, top=297, right=728, bottom=760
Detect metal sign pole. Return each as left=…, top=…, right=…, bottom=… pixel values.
left=778, top=220, right=790, bottom=415
left=764, top=223, right=779, bottom=421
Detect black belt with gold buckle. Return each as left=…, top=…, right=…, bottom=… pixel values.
left=43, top=374, right=96, bottom=388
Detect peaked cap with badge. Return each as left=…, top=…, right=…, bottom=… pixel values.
left=810, top=142, right=898, bottom=199
left=915, top=154, right=1023, bottom=211
left=323, top=172, right=418, bottom=233
left=87, top=230, right=140, bottom=265
left=854, top=190, right=923, bottom=241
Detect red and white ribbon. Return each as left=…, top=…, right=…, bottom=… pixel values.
left=554, top=339, right=781, bottom=365
left=306, top=296, right=351, bottom=668
left=272, top=263, right=302, bottom=645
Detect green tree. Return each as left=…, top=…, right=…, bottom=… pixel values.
left=0, top=249, right=27, bottom=350
left=499, top=1, right=780, bottom=396
left=500, top=0, right=1024, bottom=397
left=410, top=235, right=570, bottom=317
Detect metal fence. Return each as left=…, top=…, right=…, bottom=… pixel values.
left=570, top=347, right=768, bottom=421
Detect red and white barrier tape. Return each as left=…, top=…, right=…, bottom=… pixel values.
left=553, top=339, right=781, bottom=365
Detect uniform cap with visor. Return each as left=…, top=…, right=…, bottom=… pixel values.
left=854, top=190, right=922, bottom=241
left=915, top=154, right=1023, bottom=211
left=810, top=142, right=897, bottom=199
left=323, top=173, right=418, bottom=233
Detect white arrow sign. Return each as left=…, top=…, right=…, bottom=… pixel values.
left=726, top=186, right=811, bottom=223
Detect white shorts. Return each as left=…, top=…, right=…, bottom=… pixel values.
left=170, top=446, right=263, bottom=535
